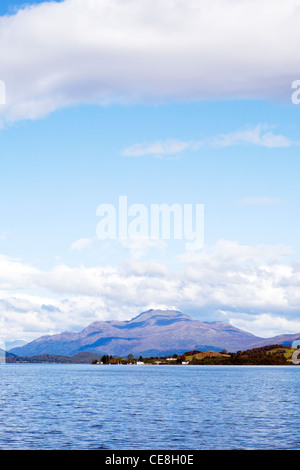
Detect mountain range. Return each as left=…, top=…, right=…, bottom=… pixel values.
left=10, top=309, right=300, bottom=358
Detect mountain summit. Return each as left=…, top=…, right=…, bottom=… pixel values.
left=10, top=309, right=300, bottom=357
left=127, top=309, right=192, bottom=325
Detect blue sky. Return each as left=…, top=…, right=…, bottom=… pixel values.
left=1, top=0, right=300, bottom=343
left=1, top=100, right=299, bottom=267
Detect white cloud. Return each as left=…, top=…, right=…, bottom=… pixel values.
left=1, top=0, right=300, bottom=123
left=122, top=139, right=203, bottom=158
left=0, top=292, right=120, bottom=343
left=122, top=125, right=295, bottom=158
left=0, top=253, right=40, bottom=290
left=212, top=124, right=294, bottom=148
left=70, top=238, right=94, bottom=251
left=227, top=313, right=300, bottom=338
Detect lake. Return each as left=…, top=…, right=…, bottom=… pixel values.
left=0, top=364, right=299, bottom=450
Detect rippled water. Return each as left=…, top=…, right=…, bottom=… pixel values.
left=0, top=364, right=299, bottom=450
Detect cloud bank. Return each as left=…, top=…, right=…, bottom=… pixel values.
left=1, top=240, right=300, bottom=342
left=1, top=0, right=300, bottom=122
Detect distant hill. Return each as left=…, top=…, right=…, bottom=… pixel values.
left=10, top=309, right=300, bottom=358
left=6, top=351, right=103, bottom=364
left=179, top=345, right=294, bottom=365
left=5, top=340, right=28, bottom=351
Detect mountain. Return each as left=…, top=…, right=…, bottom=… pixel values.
left=6, top=340, right=28, bottom=351
left=10, top=309, right=300, bottom=357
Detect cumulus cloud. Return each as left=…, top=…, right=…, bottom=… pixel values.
left=1, top=0, right=300, bottom=123
left=0, top=254, right=40, bottom=290
left=0, top=292, right=120, bottom=343
left=227, top=312, right=300, bottom=338
left=0, top=240, right=300, bottom=341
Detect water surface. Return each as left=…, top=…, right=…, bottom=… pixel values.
left=0, top=364, right=299, bottom=449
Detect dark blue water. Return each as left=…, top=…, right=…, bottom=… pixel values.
left=0, top=364, right=299, bottom=450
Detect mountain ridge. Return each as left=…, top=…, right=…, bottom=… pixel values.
left=10, top=309, right=300, bottom=357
